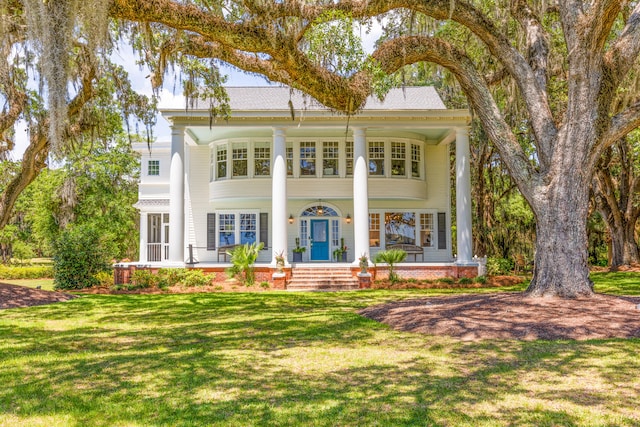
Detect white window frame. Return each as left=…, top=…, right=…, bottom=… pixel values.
left=148, top=160, right=160, bottom=176
left=369, top=209, right=441, bottom=249
left=215, top=210, right=261, bottom=248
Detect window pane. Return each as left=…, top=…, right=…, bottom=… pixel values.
left=148, top=160, right=159, bottom=176
left=369, top=141, right=384, bottom=175
left=286, top=144, right=293, bottom=176
left=300, top=220, right=308, bottom=247
left=420, top=213, right=433, bottom=247
left=385, top=212, right=416, bottom=246
left=391, top=142, right=405, bottom=176
left=232, top=144, right=247, bottom=177
left=254, top=143, right=270, bottom=176
left=345, top=141, right=353, bottom=176
left=369, top=213, right=380, bottom=247
left=411, top=144, right=421, bottom=178
left=240, top=213, right=256, bottom=244
left=323, top=141, right=339, bottom=176
left=300, top=141, right=316, bottom=176
left=219, top=214, right=235, bottom=246
left=217, top=146, right=227, bottom=179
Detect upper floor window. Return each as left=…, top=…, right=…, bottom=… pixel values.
left=232, top=143, right=248, bottom=177
left=254, top=142, right=270, bottom=176
left=286, top=143, right=293, bottom=176
left=216, top=146, right=227, bottom=180
left=391, top=142, right=406, bottom=176
left=148, top=160, right=160, bottom=176
left=411, top=143, right=421, bottom=178
left=345, top=141, right=353, bottom=176
left=323, top=141, right=339, bottom=176
left=369, top=141, right=384, bottom=176
left=300, top=141, right=316, bottom=176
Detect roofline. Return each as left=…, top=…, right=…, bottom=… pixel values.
left=161, top=108, right=471, bottom=128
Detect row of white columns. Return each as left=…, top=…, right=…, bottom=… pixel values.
left=166, top=125, right=473, bottom=267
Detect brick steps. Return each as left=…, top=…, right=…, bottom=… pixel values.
left=287, top=267, right=359, bottom=292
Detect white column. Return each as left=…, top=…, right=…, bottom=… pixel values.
left=271, top=127, right=288, bottom=266
left=169, top=125, right=185, bottom=264
left=352, top=127, right=370, bottom=265
left=455, top=127, right=473, bottom=264
left=139, top=212, right=148, bottom=263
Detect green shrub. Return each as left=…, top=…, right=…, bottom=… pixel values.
left=157, top=268, right=187, bottom=286
left=0, top=265, right=54, bottom=279
left=458, top=277, right=473, bottom=285
left=437, top=277, right=455, bottom=284
left=260, top=281, right=270, bottom=289
left=93, top=271, right=113, bottom=287
left=474, top=275, right=488, bottom=285
left=226, top=242, right=264, bottom=286
left=486, top=257, right=514, bottom=276
left=53, top=225, right=112, bottom=290
left=129, top=270, right=159, bottom=289
left=374, top=249, right=407, bottom=283
left=182, top=270, right=213, bottom=287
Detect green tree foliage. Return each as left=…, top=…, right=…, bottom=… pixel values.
left=53, top=224, right=112, bottom=290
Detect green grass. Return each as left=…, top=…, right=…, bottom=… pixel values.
left=0, top=274, right=638, bottom=426
left=1, top=278, right=55, bottom=291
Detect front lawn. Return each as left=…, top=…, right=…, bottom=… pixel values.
left=0, top=273, right=638, bottom=426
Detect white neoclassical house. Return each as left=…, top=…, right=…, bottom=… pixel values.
left=131, top=86, right=477, bottom=281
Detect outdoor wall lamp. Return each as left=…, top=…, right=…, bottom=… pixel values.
left=288, top=214, right=294, bottom=224
left=346, top=214, right=352, bottom=224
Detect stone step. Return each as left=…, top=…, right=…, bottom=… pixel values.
left=287, top=267, right=359, bottom=292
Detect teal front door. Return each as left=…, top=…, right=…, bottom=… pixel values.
left=310, top=219, right=330, bottom=261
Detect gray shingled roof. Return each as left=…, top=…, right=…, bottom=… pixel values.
left=224, top=86, right=446, bottom=111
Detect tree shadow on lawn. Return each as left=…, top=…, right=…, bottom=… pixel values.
left=1, top=293, right=639, bottom=425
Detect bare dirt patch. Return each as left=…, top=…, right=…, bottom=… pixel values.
left=359, top=292, right=640, bottom=341
left=0, top=283, right=76, bottom=309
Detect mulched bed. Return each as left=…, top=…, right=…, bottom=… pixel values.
left=359, top=292, right=640, bottom=341
left=0, top=283, right=76, bottom=309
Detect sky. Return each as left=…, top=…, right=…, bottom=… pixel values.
left=9, top=20, right=383, bottom=159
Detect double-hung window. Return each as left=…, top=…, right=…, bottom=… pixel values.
left=411, top=143, right=421, bottom=178
left=323, top=141, right=339, bottom=176
left=254, top=142, right=270, bottom=176
left=216, top=146, right=227, bottom=179
left=232, top=143, right=248, bottom=177
left=300, top=141, right=316, bottom=176
left=369, top=141, right=384, bottom=176
left=391, top=142, right=406, bottom=176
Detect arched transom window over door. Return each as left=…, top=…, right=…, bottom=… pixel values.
left=300, top=204, right=340, bottom=261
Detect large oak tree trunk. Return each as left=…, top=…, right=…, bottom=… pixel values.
left=526, top=154, right=594, bottom=297
left=608, top=222, right=640, bottom=268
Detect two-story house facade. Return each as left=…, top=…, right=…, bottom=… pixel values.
left=130, top=86, right=477, bottom=283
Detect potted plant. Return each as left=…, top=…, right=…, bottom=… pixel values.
left=358, top=254, right=369, bottom=274
left=292, top=237, right=305, bottom=262
left=333, top=238, right=347, bottom=262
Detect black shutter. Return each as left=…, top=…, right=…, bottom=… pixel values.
left=259, top=213, right=269, bottom=249
left=207, top=213, right=216, bottom=250
left=437, top=212, right=447, bottom=250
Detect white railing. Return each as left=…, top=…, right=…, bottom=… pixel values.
left=147, top=243, right=162, bottom=262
